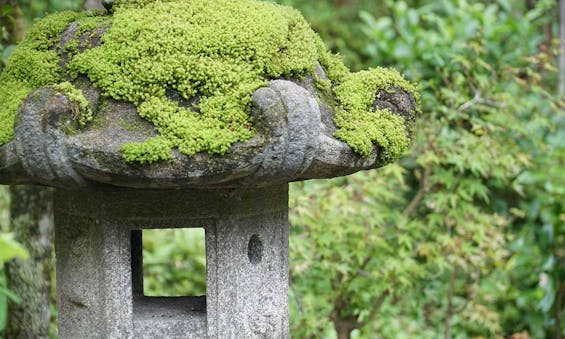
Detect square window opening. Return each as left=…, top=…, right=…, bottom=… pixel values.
left=131, top=228, right=206, bottom=297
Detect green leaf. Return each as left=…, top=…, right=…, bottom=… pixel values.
left=0, top=285, right=21, bottom=304
left=0, top=233, right=29, bottom=263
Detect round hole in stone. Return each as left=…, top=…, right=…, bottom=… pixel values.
left=247, top=234, right=263, bottom=265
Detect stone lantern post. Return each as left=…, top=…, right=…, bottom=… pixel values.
left=0, top=2, right=418, bottom=338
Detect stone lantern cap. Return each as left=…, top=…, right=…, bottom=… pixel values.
left=0, top=0, right=419, bottom=189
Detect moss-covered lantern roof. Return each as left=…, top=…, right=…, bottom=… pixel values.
left=0, top=0, right=419, bottom=189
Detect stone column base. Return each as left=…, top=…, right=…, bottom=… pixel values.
left=54, top=185, right=289, bottom=338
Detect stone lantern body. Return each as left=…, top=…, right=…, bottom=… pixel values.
left=0, top=1, right=418, bottom=338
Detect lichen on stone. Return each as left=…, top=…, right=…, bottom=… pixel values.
left=0, top=0, right=420, bottom=165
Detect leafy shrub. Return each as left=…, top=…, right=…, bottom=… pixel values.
left=287, top=0, right=564, bottom=337
left=0, top=1, right=563, bottom=338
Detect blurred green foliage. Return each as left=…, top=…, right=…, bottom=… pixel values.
left=0, top=0, right=564, bottom=338
left=287, top=0, right=564, bottom=337
left=0, top=1, right=81, bottom=71
left=142, top=228, right=207, bottom=297
left=16, top=0, right=82, bottom=18
left=0, top=186, right=29, bottom=335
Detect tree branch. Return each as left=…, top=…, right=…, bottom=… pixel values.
left=453, top=268, right=480, bottom=314
left=456, top=90, right=504, bottom=112
left=366, top=290, right=390, bottom=325
left=456, top=91, right=482, bottom=112
left=444, top=265, right=459, bottom=339
left=403, top=166, right=431, bottom=218
left=559, top=0, right=565, bottom=97
left=555, top=271, right=564, bottom=339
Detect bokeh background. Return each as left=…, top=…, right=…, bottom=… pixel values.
left=1, top=0, right=564, bottom=338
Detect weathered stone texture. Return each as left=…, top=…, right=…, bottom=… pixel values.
left=54, top=186, right=288, bottom=338
left=0, top=77, right=416, bottom=189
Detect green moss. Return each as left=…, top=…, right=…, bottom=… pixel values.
left=316, top=53, right=420, bottom=162
left=122, top=136, right=173, bottom=164
left=63, top=15, right=110, bottom=60
left=0, top=80, right=32, bottom=144
left=317, top=47, right=350, bottom=84
left=0, top=11, right=87, bottom=145
left=332, top=68, right=419, bottom=162
left=113, top=0, right=169, bottom=8
left=18, top=11, right=85, bottom=51
left=64, top=38, right=79, bottom=55
left=0, top=0, right=420, bottom=165
left=53, top=81, right=93, bottom=127
left=75, top=15, right=108, bottom=33
left=67, top=0, right=322, bottom=162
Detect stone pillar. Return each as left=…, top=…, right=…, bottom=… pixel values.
left=54, top=192, right=134, bottom=338
left=6, top=186, right=54, bottom=339
left=206, top=196, right=289, bottom=338
left=53, top=185, right=289, bottom=339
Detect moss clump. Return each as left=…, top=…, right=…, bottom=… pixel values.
left=68, top=0, right=322, bottom=162
left=0, top=80, right=32, bottom=144
left=0, top=0, right=420, bottom=165
left=0, top=10, right=93, bottom=145
left=63, top=16, right=109, bottom=57
left=331, top=68, right=419, bottom=161
left=53, top=81, right=92, bottom=127
left=122, top=136, right=173, bottom=164
left=64, top=38, right=79, bottom=55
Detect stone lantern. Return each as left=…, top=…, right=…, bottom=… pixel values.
left=0, top=1, right=418, bottom=338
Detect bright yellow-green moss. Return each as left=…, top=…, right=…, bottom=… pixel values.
left=0, top=80, right=32, bottom=144
left=64, top=15, right=110, bottom=57
left=0, top=10, right=92, bottom=145
left=113, top=0, right=176, bottom=9
left=317, top=44, right=350, bottom=84
left=122, top=136, right=173, bottom=164
left=332, top=68, right=420, bottom=162
left=53, top=81, right=93, bottom=127
left=68, top=0, right=322, bottom=162
left=0, top=0, right=420, bottom=165
left=64, top=38, right=79, bottom=55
